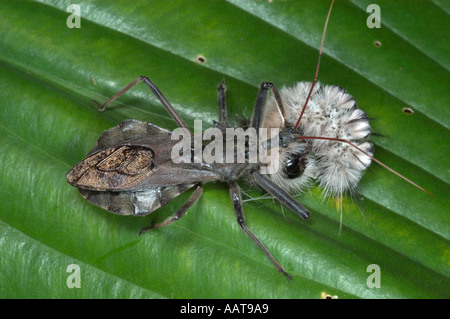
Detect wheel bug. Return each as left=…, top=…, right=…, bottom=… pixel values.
left=66, top=0, right=432, bottom=280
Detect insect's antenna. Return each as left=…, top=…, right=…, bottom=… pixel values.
left=294, top=0, right=335, bottom=130
left=298, top=136, right=435, bottom=198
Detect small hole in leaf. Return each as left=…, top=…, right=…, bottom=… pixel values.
left=195, top=55, right=206, bottom=64
left=374, top=40, right=382, bottom=47
left=402, top=107, right=414, bottom=114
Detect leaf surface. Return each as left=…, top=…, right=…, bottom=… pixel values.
left=0, top=0, right=448, bottom=298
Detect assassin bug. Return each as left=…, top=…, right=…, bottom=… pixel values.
left=66, top=0, right=431, bottom=279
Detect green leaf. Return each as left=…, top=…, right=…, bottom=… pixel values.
left=0, top=0, right=448, bottom=298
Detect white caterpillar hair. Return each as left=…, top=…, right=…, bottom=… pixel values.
left=262, top=82, right=373, bottom=201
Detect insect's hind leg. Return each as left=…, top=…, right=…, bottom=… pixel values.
left=93, top=76, right=188, bottom=129
left=139, top=184, right=203, bottom=236
left=229, top=181, right=292, bottom=280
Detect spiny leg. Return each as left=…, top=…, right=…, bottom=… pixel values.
left=139, top=184, right=203, bottom=236
left=229, top=181, right=292, bottom=280
left=251, top=82, right=287, bottom=131
left=252, top=171, right=310, bottom=220
left=93, top=75, right=188, bottom=129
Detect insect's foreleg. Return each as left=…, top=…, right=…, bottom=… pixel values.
left=229, top=181, right=292, bottom=280
left=217, top=80, right=228, bottom=125
left=94, top=76, right=188, bottom=129
left=252, top=171, right=310, bottom=220
left=251, top=82, right=286, bottom=131
left=139, top=184, right=203, bottom=236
